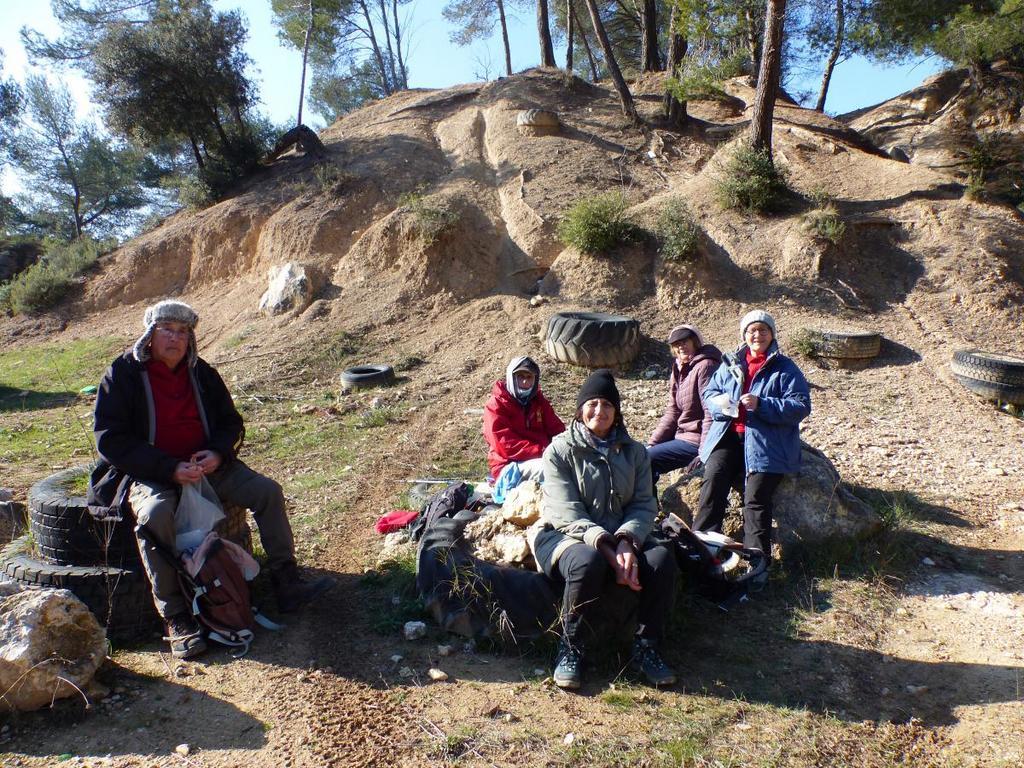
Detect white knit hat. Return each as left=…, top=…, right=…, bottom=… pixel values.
left=739, top=309, right=776, bottom=339
left=132, top=300, right=199, bottom=366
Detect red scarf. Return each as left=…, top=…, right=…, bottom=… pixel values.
left=146, top=360, right=205, bottom=460
left=733, top=349, right=768, bottom=435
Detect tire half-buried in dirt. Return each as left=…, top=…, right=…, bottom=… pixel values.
left=818, top=330, right=882, bottom=360
left=951, top=349, right=1024, bottom=405
left=340, top=364, right=395, bottom=389
left=29, top=466, right=140, bottom=567
left=544, top=312, right=641, bottom=369
left=1, top=536, right=160, bottom=643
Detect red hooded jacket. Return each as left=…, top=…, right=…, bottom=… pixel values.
left=482, top=380, right=565, bottom=480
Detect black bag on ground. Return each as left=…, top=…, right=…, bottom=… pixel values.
left=415, top=509, right=558, bottom=642
left=410, top=482, right=473, bottom=542
left=660, top=514, right=767, bottom=611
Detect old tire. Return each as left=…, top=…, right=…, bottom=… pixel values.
left=818, top=330, right=882, bottom=360
left=29, top=467, right=140, bottom=567
left=951, top=349, right=1024, bottom=405
left=544, top=312, right=641, bottom=369
left=341, top=364, right=395, bottom=389
left=1, top=536, right=159, bottom=643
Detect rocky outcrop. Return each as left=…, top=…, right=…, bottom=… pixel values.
left=661, top=443, right=881, bottom=557
left=464, top=481, right=543, bottom=567
left=0, top=588, right=107, bottom=712
left=258, top=262, right=318, bottom=315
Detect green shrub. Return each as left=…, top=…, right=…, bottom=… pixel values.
left=0, top=237, right=107, bottom=315
left=789, top=328, right=823, bottom=358
left=557, top=191, right=638, bottom=254
left=655, top=198, right=699, bottom=261
left=399, top=190, right=459, bottom=245
left=714, top=143, right=791, bottom=213
left=665, top=53, right=746, bottom=103
left=802, top=205, right=846, bottom=244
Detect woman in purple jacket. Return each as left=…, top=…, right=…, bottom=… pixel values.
left=647, top=325, right=722, bottom=481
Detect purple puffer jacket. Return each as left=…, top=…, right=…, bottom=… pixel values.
left=648, top=344, right=723, bottom=449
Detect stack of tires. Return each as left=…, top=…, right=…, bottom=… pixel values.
left=2, top=467, right=160, bottom=643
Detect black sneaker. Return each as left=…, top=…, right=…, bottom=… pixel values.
left=163, top=613, right=207, bottom=660
left=553, top=640, right=583, bottom=689
left=628, top=638, right=676, bottom=687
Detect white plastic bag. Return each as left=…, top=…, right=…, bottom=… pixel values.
left=175, top=476, right=226, bottom=553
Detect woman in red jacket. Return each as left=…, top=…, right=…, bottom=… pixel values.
left=483, top=356, right=565, bottom=491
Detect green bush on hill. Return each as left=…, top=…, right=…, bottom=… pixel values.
left=714, top=143, right=791, bottom=214
left=557, top=191, right=638, bottom=254
left=655, top=198, right=699, bottom=261
left=0, top=237, right=110, bottom=315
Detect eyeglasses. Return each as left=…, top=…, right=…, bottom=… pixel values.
left=155, top=325, right=190, bottom=338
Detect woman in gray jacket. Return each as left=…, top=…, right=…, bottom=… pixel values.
left=532, top=370, right=678, bottom=690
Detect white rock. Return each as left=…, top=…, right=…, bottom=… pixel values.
left=258, top=262, right=318, bottom=315
left=174, top=744, right=190, bottom=757
left=500, top=480, right=542, bottom=527
left=563, top=733, right=575, bottom=746
left=428, top=668, right=448, bottom=682
left=390, top=655, right=403, bottom=664
left=403, top=621, right=427, bottom=641
left=921, top=557, right=936, bottom=566
left=437, top=645, right=452, bottom=657
left=0, top=589, right=107, bottom=712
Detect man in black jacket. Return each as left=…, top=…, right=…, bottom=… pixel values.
left=89, top=300, right=334, bottom=659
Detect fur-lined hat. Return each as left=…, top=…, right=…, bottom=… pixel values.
left=132, top=300, right=199, bottom=367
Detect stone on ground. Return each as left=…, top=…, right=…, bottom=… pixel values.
left=661, top=443, right=880, bottom=556
left=258, top=262, right=318, bottom=315
left=0, top=588, right=107, bottom=712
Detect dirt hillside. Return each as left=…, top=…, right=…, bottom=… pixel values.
left=1, top=68, right=1022, bottom=767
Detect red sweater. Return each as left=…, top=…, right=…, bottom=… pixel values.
left=146, top=360, right=205, bottom=461
left=482, top=380, right=565, bottom=479
left=733, top=349, right=768, bottom=436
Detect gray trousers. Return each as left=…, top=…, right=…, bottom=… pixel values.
left=131, top=460, right=296, bottom=618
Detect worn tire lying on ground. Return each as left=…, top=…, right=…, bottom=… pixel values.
left=951, top=349, right=1024, bottom=405
left=29, top=467, right=140, bottom=567
left=1, top=536, right=160, bottom=643
left=817, top=330, right=882, bottom=360
left=340, top=364, right=395, bottom=389
left=544, top=312, right=641, bottom=369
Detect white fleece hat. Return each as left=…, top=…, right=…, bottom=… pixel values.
left=132, top=300, right=199, bottom=367
left=739, top=309, right=776, bottom=340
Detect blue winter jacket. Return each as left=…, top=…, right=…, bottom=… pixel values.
left=699, top=341, right=811, bottom=475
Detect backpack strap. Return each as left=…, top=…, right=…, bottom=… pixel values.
left=254, top=611, right=284, bottom=631
left=207, top=628, right=255, bottom=658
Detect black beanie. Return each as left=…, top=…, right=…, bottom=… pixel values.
left=576, top=369, right=621, bottom=411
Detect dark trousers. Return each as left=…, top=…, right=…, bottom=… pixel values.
left=693, top=430, right=782, bottom=556
left=647, top=439, right=700, bottom=480
left=551, top=539, right=677, bottom=647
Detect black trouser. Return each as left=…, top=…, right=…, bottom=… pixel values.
left=550, top=538, right=677, bottom=647
left=693, top=430, right=782, bottom=557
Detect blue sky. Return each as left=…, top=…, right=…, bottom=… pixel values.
left=1, top=0, right=944, bottom=193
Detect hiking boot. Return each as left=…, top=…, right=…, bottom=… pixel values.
left=272, top=563, right=337, bottom=613
left=553, top=640, right=583, bottom=690
left=164, top=613, right=207, bottom=660
left=627, top=637, right=676, bottom=687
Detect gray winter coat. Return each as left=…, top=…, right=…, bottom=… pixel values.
left=530, top=421, right=657, bottom=573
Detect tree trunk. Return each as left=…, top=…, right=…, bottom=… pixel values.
left=572, top=3, right=599, bottom=80
left=565, top=0, right=574, bottom=72
left=189, top=134, right=205, bottom=170
left=750, top=0, right=787, bottom=158
left=814, top=0, right=844, bottom=112
left=663, top=7, right=688, bottom=127
left=358, top=0, right=392, bottom=95
left=582, top=0, right=637, bottom=121
left=392, top=0, right=408, bottom=88
left=497, top=0, right=512, bottom=76
left=745, top=6, right=762, bottom=85
left=298, top=0, right=314, bottom=127
left=377, top=0, right=400, bottom=91
left=639, top=0, right=660, bottom=71
left=537, top=0, right=556, bottom=67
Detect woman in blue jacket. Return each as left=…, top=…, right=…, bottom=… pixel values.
left=694, top=310, right=811, bottom=568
